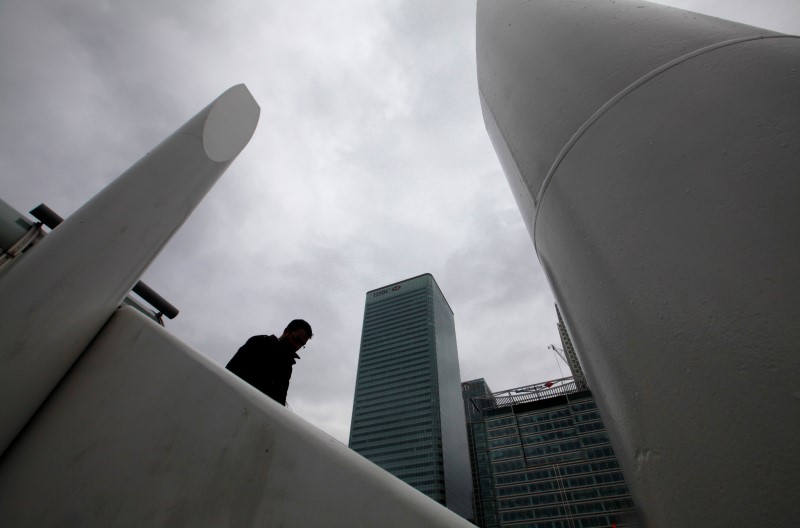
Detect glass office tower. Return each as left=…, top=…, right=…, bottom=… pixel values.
left=349, top=274, right=472, bottom=520
left=462, top=378, right=496, bottom=525
left=463, top=378, right=641, bottom=528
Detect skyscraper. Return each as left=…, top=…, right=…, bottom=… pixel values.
left=462, top=378, right=640, bottom=528
left=555, top=305, right=585, bottom=387
left=349, top=274, right=472, bottom=520
left=461, top=378, right=495, bottom=525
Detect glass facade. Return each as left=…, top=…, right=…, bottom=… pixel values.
left=462, top=378, right=498, bottom=526
left=462, top=380, right=642, bottom=527
left=349, top=274, right=472, bottom=520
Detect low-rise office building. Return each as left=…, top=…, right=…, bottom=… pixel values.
left=462, top=378, right=640, bottom=527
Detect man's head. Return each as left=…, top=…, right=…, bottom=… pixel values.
left=279, top=319, right=313, bottom=352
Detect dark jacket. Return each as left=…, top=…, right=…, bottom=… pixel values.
left=226, top=335, right=300, bottom=406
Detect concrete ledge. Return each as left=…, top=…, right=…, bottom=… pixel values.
left=0, top=307, right=472, bottom=527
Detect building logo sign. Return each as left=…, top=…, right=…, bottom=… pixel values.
left=372, top=285, right=402, bottom=298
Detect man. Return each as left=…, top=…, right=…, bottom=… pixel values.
left=226, top=319, right=312, bottom=406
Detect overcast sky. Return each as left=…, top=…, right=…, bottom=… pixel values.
left=2, top=0, right=797, bottom=444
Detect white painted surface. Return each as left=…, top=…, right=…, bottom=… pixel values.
left=173, top=84, right=260, bottom=163
left=478, top=0, right=800, bottom=526
left=0, top=307, right=474, bottom=527
left=0, top=85, right=259, bottom=455
left=478, top=0, right=779, bottom=237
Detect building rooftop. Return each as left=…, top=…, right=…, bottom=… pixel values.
left=470, top=376, right=588, bottom=411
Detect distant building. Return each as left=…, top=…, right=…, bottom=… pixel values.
left=462, top=378, right=640, bottom=527
left=461, top=378, right=495, bottom=525
left=555, top=305, right=585, bottom=386
left=349, top=274, right=472, bottom=520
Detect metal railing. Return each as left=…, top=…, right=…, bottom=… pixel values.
left=471, top=376, right=587, bottom=411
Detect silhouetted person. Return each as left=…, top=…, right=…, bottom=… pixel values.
left=226, top=319, right=312, bottom=406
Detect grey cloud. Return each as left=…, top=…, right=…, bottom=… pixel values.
left=2, top=0, right=795, bottom=444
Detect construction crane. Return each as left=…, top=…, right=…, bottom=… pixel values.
left=548, top=344, right=569, bottom=365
